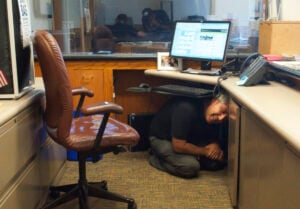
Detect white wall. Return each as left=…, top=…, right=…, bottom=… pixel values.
left=212, top=0, right=261, bottom=40
left=30, top=0, right=52, bottom=30
left=172, top=0, right=210, bottom=20
left=281, top=0, right=300, bottom=20
left=213, top=0, right=251, bottom=26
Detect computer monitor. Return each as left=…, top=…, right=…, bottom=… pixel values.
left=170, top=20, right=231, bottom=70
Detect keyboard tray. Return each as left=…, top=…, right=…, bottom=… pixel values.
left=152, top=84, right=214, bottom=98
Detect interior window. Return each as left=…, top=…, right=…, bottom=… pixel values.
left=30, top=0, right=260, bottom=54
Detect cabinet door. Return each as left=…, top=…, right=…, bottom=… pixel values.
left=281, top=144, right=300, bottom=209
left=68, top=67, right=105, bottom=105
left=239, top=108, right=285, bottom=209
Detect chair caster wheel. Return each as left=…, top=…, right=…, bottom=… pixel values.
left=128, top=201, right=137, bottom=209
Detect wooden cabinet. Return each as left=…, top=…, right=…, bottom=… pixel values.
left=65, top=61, right=106, bottom=104
left=35, top=59, right=157, bottom=102
left=35, top=58, right=167, bottom=122
left=35, top=58, right=205, bottom=122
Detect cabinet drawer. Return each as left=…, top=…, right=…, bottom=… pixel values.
left=0, top=139, right=66, bottom=209
left=0, top=106, right=43, bottom=194
left=69, top=69, right=105, bottom=104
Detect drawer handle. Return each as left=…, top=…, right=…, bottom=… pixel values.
left=81, top=75, right=94, bottom=84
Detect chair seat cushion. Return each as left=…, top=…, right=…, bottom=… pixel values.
left=68, top=114, right=139, bottom=151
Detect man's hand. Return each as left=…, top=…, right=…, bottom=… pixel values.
left=204, top=143, right=223, bottom=161
left=172, top=138, right=224, bottom=161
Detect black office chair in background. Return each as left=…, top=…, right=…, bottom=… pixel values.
left=33, top=30, right=140, bottom=209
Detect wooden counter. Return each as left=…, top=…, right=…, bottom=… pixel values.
left=34, top=51, right=249, bottom=122
left=34, top=56, right=207, bottom=122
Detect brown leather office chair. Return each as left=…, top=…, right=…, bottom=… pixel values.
left=33, top=30, right=139, bottom=209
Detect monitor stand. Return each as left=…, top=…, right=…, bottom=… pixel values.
left=201, top=61, right=212, bottom=70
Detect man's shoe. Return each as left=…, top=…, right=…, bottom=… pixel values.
left=199, top=157, right=227, bottom=171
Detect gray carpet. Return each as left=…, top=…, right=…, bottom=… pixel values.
left=54, top=151, right=233, bottom=209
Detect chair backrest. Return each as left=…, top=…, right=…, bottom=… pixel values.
left=33, top=30, right=73, bottom=146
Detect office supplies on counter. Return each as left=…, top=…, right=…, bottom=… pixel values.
left=269, top=61, right=300, bottom=80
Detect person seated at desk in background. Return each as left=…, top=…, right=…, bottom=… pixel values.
left=110, top=13, right=146, bottom=42
left=141, top=8, right=173, bottom=41
left=148, top=93, right=229, bottom=179
left=91, top=25, right=116, bottom=53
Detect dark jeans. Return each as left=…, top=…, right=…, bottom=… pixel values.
left=149, top=136, right=226, bottom=178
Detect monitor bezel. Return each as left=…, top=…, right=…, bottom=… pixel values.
left=169, top=20, right=231, bottom=63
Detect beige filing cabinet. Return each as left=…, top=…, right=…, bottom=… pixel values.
left=0, top=89, right=66, bottom=209
left=238, top=108, right=300, bottom=209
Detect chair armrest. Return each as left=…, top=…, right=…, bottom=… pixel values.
left=82, top=102, right=125, bottom=154
left=72, top=87, right=94, bottom=97
left=72, top=87, right=94, bottom=118
left=81, top=102, right=123, bottom=115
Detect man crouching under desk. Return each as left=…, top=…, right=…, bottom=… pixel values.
left=148, top=92, right=229, bottom=178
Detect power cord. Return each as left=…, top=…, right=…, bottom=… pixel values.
left=221, top=58, right=237, bottom=73
left=213, top=72, right=233, bottom=97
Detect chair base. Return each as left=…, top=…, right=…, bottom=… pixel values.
left=40, top=180, right=137, bottom=209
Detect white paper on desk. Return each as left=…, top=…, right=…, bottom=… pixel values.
left=182, top=68, right=221, bottom=76
left=281, top=0, right=300, bottom=20
left=272, top=61, right=300, bottom=70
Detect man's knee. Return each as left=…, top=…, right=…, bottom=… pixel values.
left=149, top=137, right=172, bottom=154
left=175, top=160, right=200, bottom=178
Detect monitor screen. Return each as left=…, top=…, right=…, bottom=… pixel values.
left=170, top=21, right=231, bottom=65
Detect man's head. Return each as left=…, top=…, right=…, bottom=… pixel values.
left=204, top=93, right=229, bottom=124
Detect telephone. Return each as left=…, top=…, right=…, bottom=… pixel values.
left=237, top=53, right=268, bottom=86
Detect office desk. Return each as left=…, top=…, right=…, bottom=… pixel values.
left=145, top=69, right=300, bottom=209
left=145, top=69, right=300, bottom=151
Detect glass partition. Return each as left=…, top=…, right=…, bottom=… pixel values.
left=30, top=0, right=261, bottom=54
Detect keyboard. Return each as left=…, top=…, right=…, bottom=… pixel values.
left=152, top=84, right=213, bottom=98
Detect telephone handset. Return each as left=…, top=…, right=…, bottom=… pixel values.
left=237, top=53, right=268, bottom=86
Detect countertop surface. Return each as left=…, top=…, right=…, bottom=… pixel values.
left=0, top=78, right=45, bottom=126
left=46, top=51, right=251, bottom=60
left=145, top=69, right=300, bottom=154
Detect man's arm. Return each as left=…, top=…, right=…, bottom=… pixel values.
left=172, top=138, right=223, bottom=161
